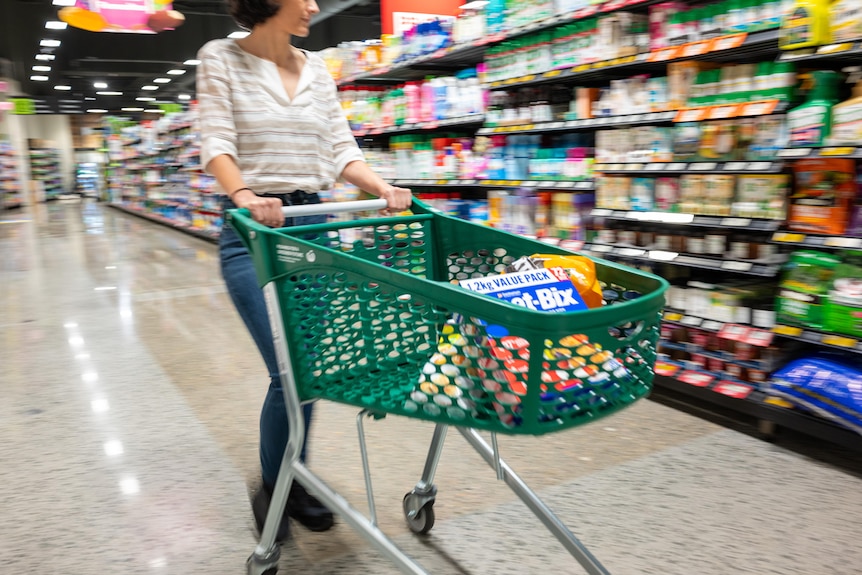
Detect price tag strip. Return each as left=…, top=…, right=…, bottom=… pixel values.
left=777, top=148, right=811, bottom=158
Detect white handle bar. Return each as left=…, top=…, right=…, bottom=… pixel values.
left=281, top=199, right=389, bottom=218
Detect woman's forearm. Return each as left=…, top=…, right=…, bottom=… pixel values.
left=341, top=160, right=412, bottom=211
left=207, top=154, right=247, bottom=199
left=340, top=160, right=389, bottom=196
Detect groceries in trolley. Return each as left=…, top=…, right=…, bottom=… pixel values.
left=459, top=253, right=605, bottom=311
left=406, top=254, right=648, bottom=428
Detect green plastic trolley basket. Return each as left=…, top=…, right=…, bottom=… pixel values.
left=231, top=199, right=668, bottom=575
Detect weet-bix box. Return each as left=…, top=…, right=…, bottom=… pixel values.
left=458, top=268, right=589, bottom=313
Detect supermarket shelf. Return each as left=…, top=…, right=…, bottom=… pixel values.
left=108, top=203, right=219, bottom=243
left=478, top=111, right=677, bottom=136
left=484, top=30, right=780, bottom=90
left=353, top=115, right=485, bottom=137
left=595, top=160, right=783, bottom=174
left=778, top=40, right=862, bottom=65
left=591, top=209, right=782, bottom=232
left=772, top=324, right=862, bottom=355
left=584, top=242, right=782, bottom=276
left=337, top=0, right=671, bottom=86
left=391, top=178, right=595, bottom=191
left=662, top=310, right=739, bottom=333
left=777, top=146, right=862, bottom=160
left=653, top=374, right=862, bottom=452
left=771, top=231, right=862, bottom=250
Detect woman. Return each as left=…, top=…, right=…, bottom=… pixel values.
left=197, top=0, right=412, bottom=541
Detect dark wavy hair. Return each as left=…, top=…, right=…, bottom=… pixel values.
left=227, top=0, right=280, bottom=29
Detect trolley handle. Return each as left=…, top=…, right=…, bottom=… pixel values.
left=281, top=199, right=389, bottom=218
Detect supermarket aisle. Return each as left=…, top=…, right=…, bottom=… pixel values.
left=2, top=201, right=861, bottom=575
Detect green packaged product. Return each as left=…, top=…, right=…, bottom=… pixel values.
left=824, top=250, right=862, bottom=338
left=776, top=250, right=841, bottom=328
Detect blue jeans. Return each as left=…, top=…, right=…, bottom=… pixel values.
left=219, top=191, right=325, bottom=487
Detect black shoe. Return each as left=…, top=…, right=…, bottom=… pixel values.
left=252, top=486, right=291, bottom=542
left=286, top=482, right=335, bottom=532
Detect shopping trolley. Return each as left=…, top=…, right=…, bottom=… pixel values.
left=228, top=199, right=668, bottom=575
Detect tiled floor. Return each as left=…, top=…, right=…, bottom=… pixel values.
left=2, top=201, right=860, bottom=574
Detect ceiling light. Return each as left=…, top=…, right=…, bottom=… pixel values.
left=54, top=85, right=71, bottom=91
left=45, top=21, right=68, bottom=30
left=87, top=109, right=108, bottom=113
left=40, top=39, right=61, bottom=48
left=136, top=96, right=155, bottom=101
left=85, top=97, right=95, bottom=101
left=141, top=85, right=158, bottom=91
left=96, top=91, right=122, bottom=96
left=121, top=107, right=144, bottom=112
left=94, top=82, right=107, bottom=89
left=144, top=109, right=165, bottom=114
left=52, top=0, right=76, bottom=5
left=183, top=59, right=201, bottom=66
left=30, top=75, right=49, bottom=81
left=153, top=78, right=171, bottom=84
left=228, top=31, right=250, bottom=39
left=167, top=69, right=185, bottom=75
left=178, top=94, right=191, bottom=101
left=35, top=54, right=55, bottom=61
left=32, top=65, right=51, bottom=72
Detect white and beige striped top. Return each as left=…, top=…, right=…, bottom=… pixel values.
left=196, top=39, right=364, bottom=196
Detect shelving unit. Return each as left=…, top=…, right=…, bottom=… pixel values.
left=75, top=162, right=101, bottom=198
left=28, top=147, right=63, bottom=201
left=107, top=113, right=223, bottom=241
left=583, top=242, right=783, bottom=277
left=1, top=141, right=23, bottom=210
left=391, top=178, right=595, bottom=190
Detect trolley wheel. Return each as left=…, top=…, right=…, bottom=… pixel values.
left=403, top=492, right=435, bottom=535
left=246, top=552, right=279, bottom=575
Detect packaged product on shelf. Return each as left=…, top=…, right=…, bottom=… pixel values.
left=678, top=174, right=705, bottom=214
left=698, top=121, right=739, bottom=161
left=550, top=192, right=593, bottom=240
left=830, top=0, right=862, bottom=42
left=789, top=158, right=857, bottom=234
left=631, top=177, right=655, bottom=211
left=655, top=177, right=680, bottom=211
left=780, top=0, right=833, bottom=49
left=733, top=174, right=790, bottom=220
left=672, top=122, right=703, bottom=161
left=769, top=355, right=862, bottom=434
left=830, top=72, right=862, bottom=146
left=668, top=61, right=718, bottom=110
left=824, top=250, right=862, bottom=337
left=776, top=250, right=841, bottom=328
left=596, top=176, right=630, bottom=210
left=787, top=70, right=842, bottom=147
left=747, top=115, right=789, bottom=160
left=649, top=2, right=687, bottom=50
left=703, top=175, right=735, bottom=216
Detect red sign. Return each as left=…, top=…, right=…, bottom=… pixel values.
left=381, top=0, right=462, bottom=35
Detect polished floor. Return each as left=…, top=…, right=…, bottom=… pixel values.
left=2, top=200, right=861, bottom=574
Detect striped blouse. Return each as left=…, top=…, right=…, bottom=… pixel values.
left=196, top=39, right=364, bottom=195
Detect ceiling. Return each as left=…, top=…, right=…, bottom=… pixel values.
left=0, top=0, right=382, bottom=114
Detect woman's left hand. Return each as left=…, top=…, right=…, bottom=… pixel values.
left=377, top=184, right=413, bottom=213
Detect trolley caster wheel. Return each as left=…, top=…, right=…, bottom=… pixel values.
left=246, top=549, right=280, bottom=575
left=403, top=492, right=435, bottom=535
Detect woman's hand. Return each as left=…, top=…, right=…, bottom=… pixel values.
left=233, top=189, right=284, bottom=228
left=377, top=184, right=413, bottom=214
